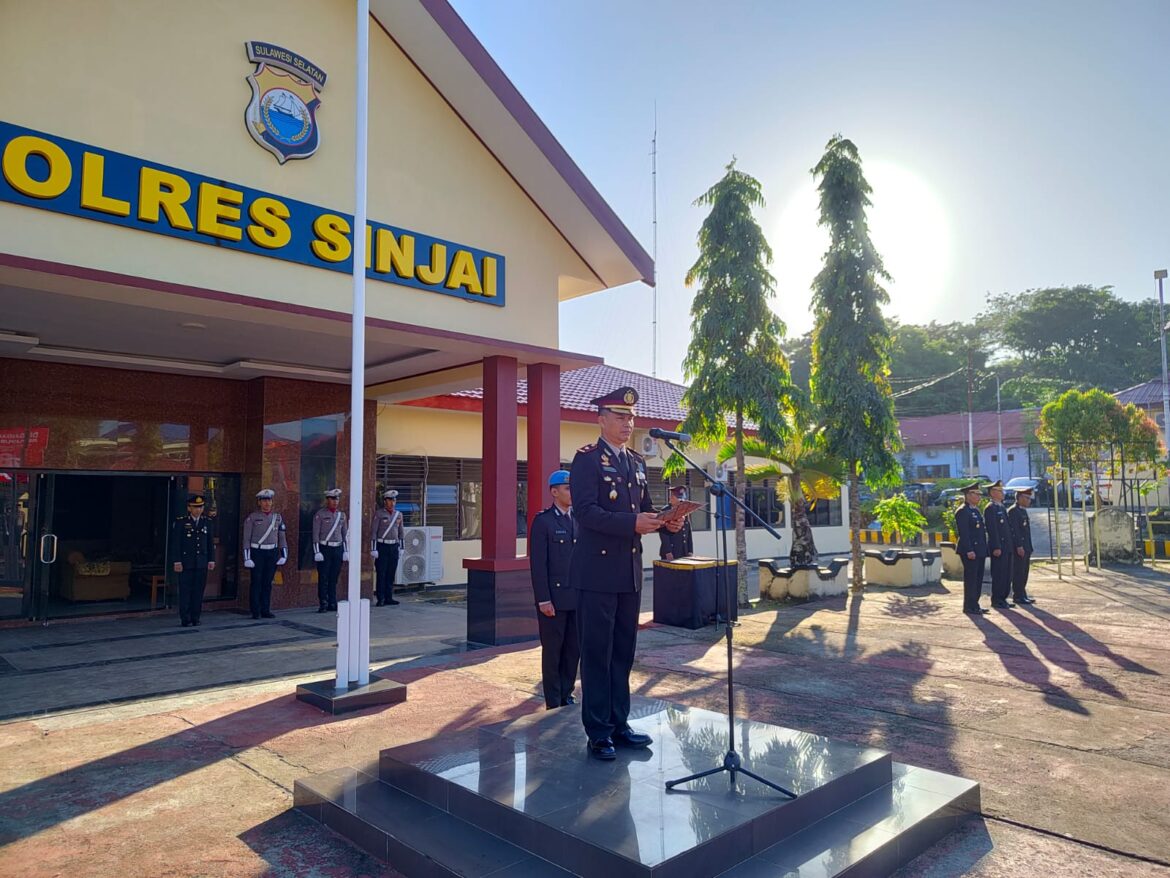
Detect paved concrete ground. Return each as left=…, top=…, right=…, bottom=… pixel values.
left=1, top=567, right=1169, bottom=877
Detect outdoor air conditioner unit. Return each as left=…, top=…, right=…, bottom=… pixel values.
left=706, top=462, right=729, bottom=482
left=925, top=449, right=939, bottom=459
left=640, top=435, right=659, bottom=458
left=397, top=525, right=444, bottom=585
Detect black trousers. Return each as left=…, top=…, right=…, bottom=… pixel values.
left=249, top=548, right=278, bottom=617
left=537, top=608, right=580, bottom=709
left=178, top=567, right=208, bottom=624
left=317, top=545, right=343, bottom=608
left=1011, top=552, right=1031, bottom=600
left=961, top=553, right=986, bottom=611
left=576, top=590, right=639, bottom=742
left=990, top=552, right=1013, bottom=604
left=374, top=544, right=400, bottom=602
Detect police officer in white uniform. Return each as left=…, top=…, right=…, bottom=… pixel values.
left=371, top=490, right=404, bottom=606
left=243, top=488, right=287, bottom=619
left=312, top=488, right=348, bottom=612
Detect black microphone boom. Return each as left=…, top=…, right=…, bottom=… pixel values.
left=648, top=427, right=692, bottom=443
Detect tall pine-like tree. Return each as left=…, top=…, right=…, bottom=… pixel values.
left=809, top=136, right=901, bottom=591
left=678, top=159, right=795, bottom=607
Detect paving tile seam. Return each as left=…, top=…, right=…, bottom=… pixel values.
left=643, top=627, right=1170, bottom=719
left=1065, top=582, right=1170, bottom=622
left=714, top=619, right=1170, bottom=665
left=633, top=664, right=1170, bottom=773
left=0, top=666, right=340, bottom=724
left=0, top=618, right=322, bottom=651
left=736, top=606, right=1170, bottom=650
left=984, top=814, right=1170, bottom=869
left=4, top=633, right=321, bottom=677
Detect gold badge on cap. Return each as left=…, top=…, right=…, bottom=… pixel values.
left=623, top=390, right=635, bottom=405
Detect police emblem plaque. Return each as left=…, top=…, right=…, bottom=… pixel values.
left=244, top=41, right=326, bottom=164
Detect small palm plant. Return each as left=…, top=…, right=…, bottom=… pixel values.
left=715, top=429, right=841, bottom=566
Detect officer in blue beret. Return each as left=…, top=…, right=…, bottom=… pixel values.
left=569, top=386, right=681, bottom=760
left=528, top=469, right=580, bottom=709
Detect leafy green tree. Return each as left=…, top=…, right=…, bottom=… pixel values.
left=676, top=159, right=796, bottom=607
left=872, top=494, right=928, bottom=544
left=808, top=135, right=901, bottom=591
left=984, top=286, right=1161, bottom=391
left=1038, top=388, right=1163, bottom=502
left=714, top=429, right=841, bottom=566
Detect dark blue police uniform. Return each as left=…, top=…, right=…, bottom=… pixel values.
left=984, top=492, right=1015, bottom=607
left=569, top=388, right=657, bottom=753
left=529, top=504, right=580, bottom=709
left=1007, top=498, right=1035, bottom=603
left=171, top=496, right=213, bottom=627
left=955, top=498, right=988, bottom=614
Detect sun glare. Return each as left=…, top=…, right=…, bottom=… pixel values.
left=772, top=160, right=952, bottom=335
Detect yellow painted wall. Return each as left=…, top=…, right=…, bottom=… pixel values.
left=0, top=0, right=590, bottom=346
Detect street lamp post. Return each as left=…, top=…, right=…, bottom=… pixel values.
left=1158, top=269, right=1169, bottom=457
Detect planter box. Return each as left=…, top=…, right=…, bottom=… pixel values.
left=939, top=542, right=964, bottom=579
left=759, top=558, right=850, bottom=600
left=863, top=549, right=942, bottom=587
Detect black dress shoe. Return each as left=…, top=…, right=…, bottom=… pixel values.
left=613, top=728, right=653, bottom=749
left=1019, top=596, right=1036, bottom=604
left=317, top=606, right=327, bottom=613
left=328, top=604, right=338, bottom=611
left=180, top=621, right=190, bottom=627
left=386, top=598, right=399, bottom=605
left=252, top=613, right=260, bottom=620
left=587, top=738, right=616, bottom=760
left=375, top=600, right=384, bottom=607
left=193, top=620, right=201, bottom=626
left=992, top=601, right=1015, bottom=609
left=261, top=613, right=275, bottom=619
left=962, top=608, right=981, bottom=615
left=564, top=695, right=577, bottom=705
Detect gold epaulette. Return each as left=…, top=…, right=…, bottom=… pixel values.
left=577, top=443, right=597, bottom=453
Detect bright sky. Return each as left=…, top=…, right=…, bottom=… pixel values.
left=451, top=0, right=1170, bottom=385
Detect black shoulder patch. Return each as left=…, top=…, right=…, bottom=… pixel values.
left=577, top=442, right=597, bottom=453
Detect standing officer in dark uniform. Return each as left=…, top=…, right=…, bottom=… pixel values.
left=658, top=485, right=694, bottom=561
left=371, top=490, right=404, bottom=606
left=312, top=488, right=347, bottom=613
left=1007, top=486, right=1036, bottom=604
left=570, top=386, right=681, bottom=761
left=983, top=480, right=1016, bottom=609
left=171, top=493, right=215, bottom=627
left=955, top=482, right=988, bottom=615
left=243, top=488, right=287, bottom=619
left=529, top=469, right=580, bottom=710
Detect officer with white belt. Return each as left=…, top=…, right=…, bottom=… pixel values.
left=370, top=490, right=405, bottom=606
left=243, top=488, right=287, bottom=619
left=312, top=488, right=348, bottom=613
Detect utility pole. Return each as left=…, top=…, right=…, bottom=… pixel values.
left=1157, top=269, right=1169, bottom=454
left=650, top=109, right=659, bottom=377
left=966, top=349, right=975, bottom=475
left=996, top=374, right=1003, bottom=481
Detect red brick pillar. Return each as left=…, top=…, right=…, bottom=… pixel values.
left=525, top=363, right=561, bottom=532
left=482, top=355, right=518, bottom=560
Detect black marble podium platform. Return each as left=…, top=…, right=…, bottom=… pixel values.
left=294, top=698, right=979, bottom=877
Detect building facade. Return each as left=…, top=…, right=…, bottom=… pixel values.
left=0, top=0, right=652, bottom=638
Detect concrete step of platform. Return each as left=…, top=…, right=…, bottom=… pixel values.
left=293, top=698, right=980, bottom=877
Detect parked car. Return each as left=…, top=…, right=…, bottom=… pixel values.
left=1004, top=476, right=1052, bottom=507
left=937, top=487, right=964, bottom=507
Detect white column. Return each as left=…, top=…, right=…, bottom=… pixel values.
left=341, top=0, right=371, bottom=686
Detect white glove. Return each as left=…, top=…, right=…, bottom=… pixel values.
left=342, top=552, right=349, bottom=562
left=371, top=550, right=379, bottom=559
left=244, top=559, right=255, bottom=569
left=314, top=552, right=324, bottom=562
left=277, top=557, right=286, bottom=566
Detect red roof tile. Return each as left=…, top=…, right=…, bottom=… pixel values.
left=898, top=409, right=1037, bottom=447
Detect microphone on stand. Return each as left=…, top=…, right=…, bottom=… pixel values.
left=648, top=427, right=692, bottom=443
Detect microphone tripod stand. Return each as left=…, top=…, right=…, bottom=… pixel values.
left=660, top=437, right=796, bottom=799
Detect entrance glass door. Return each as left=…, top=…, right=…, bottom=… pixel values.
left=0, top=471, right=33, bottom=619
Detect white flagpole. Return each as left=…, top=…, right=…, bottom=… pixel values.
left=342, top=0, right=370, bottom=687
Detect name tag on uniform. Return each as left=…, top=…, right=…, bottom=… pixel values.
left=602, top=466, right=618, bottom=473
